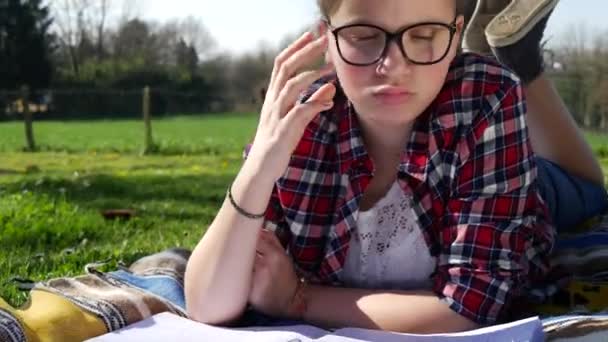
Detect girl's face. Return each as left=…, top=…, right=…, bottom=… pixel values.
left=324, top=0, right=464, bottom=126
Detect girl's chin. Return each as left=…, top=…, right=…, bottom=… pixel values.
left=361, top=111, right=419, bottom=127
left=356, top=102, right=421, bottom=123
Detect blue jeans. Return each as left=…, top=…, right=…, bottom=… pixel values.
left=536, top=157, right=608, bottom=233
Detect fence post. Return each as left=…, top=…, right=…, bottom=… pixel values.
left=21, top=85, right=36, bottom=152
left=141, top=86, right=155, bottom=155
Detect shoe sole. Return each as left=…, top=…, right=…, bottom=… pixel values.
left=485, top=0, right=559, bottom=47
left=462, top=0, right=510, bottom=54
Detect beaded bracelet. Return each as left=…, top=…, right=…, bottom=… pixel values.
left=227, top=183, right=266, bottom=219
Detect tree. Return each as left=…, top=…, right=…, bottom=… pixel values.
left=94, top=0, right=110, bottom=60
left=228, top=44, right=275, bottom=110
left=113, top=18, right=158, bottom=65
left=154, top=17, right=216, bottom=67
left=0, top=0, right=54, bottom=90
left=171, top=16, right=216, bottom=60
left=175, top=38, right=198, bottom=76
left=51, top=0, right=89, bottom=76
left=51, top=0, right=124, bottom=75
left=551, top=23, right=608, bottom=129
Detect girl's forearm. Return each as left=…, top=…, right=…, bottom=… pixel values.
left=302, top=285, right=480, bottom=334
left=184, top=157, right=276, bottom=325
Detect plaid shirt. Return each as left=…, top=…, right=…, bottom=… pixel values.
left=247, top=53, right=555, bottom=325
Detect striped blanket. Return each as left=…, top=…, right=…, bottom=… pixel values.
left=2, top=216, right=608, bottom=342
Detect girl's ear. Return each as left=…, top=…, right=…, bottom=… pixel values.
left=325, top=51, right=334, bottom=65
left=315, top=19, right=329, bottom=38
left=315, top=20, right=334, bottom=65
left=324, top=37, right=336, bottom=65
left=455, top=14, right=466, bottom=36
left=451, top=14, right=466, bottom=55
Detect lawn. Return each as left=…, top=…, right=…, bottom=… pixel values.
left=0, top=114, right=258, bottom=306
left=0, top=114, right=607, bottom=307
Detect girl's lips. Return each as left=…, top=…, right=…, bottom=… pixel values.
left=372, top=90, right=413, bottom=105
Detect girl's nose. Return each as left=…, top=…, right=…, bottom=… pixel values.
left=376, top=40, right=413, bottom=76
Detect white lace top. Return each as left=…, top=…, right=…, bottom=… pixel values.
left=340, top=180, right=437, bottom=290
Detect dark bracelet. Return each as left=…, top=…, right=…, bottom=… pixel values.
left=227, top=183, right=266, bottom=219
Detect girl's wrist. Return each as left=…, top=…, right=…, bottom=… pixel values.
left=228, top=157, right=278, bottom=219
left=285, top=277, right=309, bottom=320
left=243, top=157, right=289, bottom=188
left=239, top=151, right=280, bottom=187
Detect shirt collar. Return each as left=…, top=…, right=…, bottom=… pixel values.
left=334, top=95, right=432, bottom=183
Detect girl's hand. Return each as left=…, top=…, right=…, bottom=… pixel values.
left=248, top=229, right=299, bottom=318
left=247, top=30, right=337, bottom=182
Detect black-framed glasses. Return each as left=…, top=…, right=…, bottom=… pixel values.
left=327, top=18, right=458, bottom=66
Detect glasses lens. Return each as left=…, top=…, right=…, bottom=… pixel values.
left=402, top=24, right=452, bottom=64
left=336, top=26, right=386, bottom=65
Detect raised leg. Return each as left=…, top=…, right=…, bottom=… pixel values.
left=524, top=75, right=605, bottom=186
left=485, top=1, right=604, bottom=186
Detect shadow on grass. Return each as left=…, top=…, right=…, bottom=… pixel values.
left=0, top=168, right=21, bottom=175
left=0, top=172, right=234, bottom=252
left=21, top=143, right=238, bottom=157
left=3, top=172, right=234, bottom=210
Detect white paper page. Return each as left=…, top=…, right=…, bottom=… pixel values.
left=88, top=312, right=545, bottom=342
left=323, top=316, right=544, bottom=342
left=86, top=312, right=329, bottom=342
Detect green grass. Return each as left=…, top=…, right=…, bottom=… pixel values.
left=0, top=115, right=607, bottom=307
left=586, top=131, right=608, bottom=159
left=0, top=113, right=257, bottom=154
left=0, top=114, right=258, bottom=306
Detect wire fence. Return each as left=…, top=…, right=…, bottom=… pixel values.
left=0, top=87, right=242, bottom=122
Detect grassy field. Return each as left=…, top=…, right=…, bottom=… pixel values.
left=0, top=114, right=257, bottom=154
left=0, top=114, right=258, bottom=306
left=1, top=114, right=607, bottom=307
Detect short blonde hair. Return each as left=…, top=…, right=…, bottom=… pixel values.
left=317, top=0, right=343, bottom=20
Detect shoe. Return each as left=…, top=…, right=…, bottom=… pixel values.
left=485, top=0, right=559, bottom=48
left=462, top=0, right=510, bottom=55
left=488, top=1, right=558, bottom=84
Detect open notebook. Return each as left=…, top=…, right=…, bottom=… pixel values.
left=87, top=312, right=545, bottom=342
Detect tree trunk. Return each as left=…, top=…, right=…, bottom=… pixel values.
left=69, top=45, right=80, bottom=76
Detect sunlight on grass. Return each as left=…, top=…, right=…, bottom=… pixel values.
left=0, top=151, right=240, bottom=306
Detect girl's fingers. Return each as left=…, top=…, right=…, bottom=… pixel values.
left=304, top=82, right=337, bottom=105
left=256, top=234, right=273, bottom=256
left=272, top=35, right=329, bottom=98
left=257, top=230, right=286, bottom=256
left=254, top=252, right=264, bottom=266
left=275, top=64, right=335, bottom=118
left=282, top=83, right=336, bottom=129
left=269, top=31, right=315, bottom=91
left=261, top=229, right=285, bottom=253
